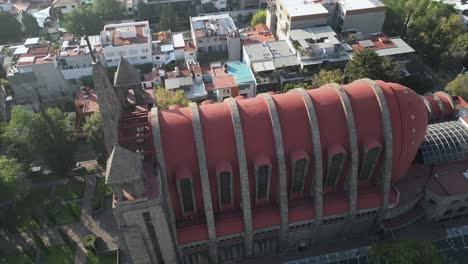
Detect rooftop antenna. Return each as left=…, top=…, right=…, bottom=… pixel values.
left=82, top=27, right=96, bottom=63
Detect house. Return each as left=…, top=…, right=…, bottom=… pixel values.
left=6, top=42, right=70, bottom=108
left=190, top=14, right=241, bottom=62
left=209, top=61, right=256, bottom=101
left=52, top=0, right=79, bottom=14
left=266, top=0, right=387, bottom=40
left=55, top=34, right=102, bottom=85
left=100, top=21, right=153, bottom=67
left=243, top=40, right=301, bottom=93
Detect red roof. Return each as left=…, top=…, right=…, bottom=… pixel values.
left=212, top=68, right=236, bottom=89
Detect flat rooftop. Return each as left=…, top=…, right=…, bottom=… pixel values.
left=58, top=35, right=102, bottom=57
left=278, top=0, right=329, bottom=17
left=102, top=21, right=150, bottom=47
left=427, top=162, right=468, bottom=197
left=339, top=0, right=385, bottom=11
left=241, top=24, right=275, bottom=45
left=244, top=41, right=299, bottom=71
left=342, top=33, right=415, bottom=57
left=16, top=44, right=55, bottom=66
left=191, top=14, right=237, bottom=38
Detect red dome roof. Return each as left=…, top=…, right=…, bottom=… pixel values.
left=156, top=80, right=428, bottom=223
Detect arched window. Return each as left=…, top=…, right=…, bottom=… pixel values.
left=359, top=143, right=382, bottom=181
left=218, top=171, right=232, bottom=208
left=325, top=150, right=345, bottom=189
left=256, top=165, right=270, bottom=202
left=290, top=152, right=309, bottom=197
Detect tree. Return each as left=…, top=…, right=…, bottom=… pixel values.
left=201, top=2, right=218, bottom=13
left=251, top=10, right=266, bottom=27
left=158, top=4, right=174, bottom=31
left=1, top=106, right=35, bottom=164
left=445, top=74, right=468, bottom=100
left=0, top=12, right=22, bottom=44
left=136, top=1, right=151, bottom=22
left=0, top=156, right=27, bottom=202
left=155, top=88, right=190, bottom=110
left=368, top=239, right=443, bottom=264
left=82, top=112, right=107, bottom=167
left=64, top=6, right=103, bottom=36
left=30, top=108, right=76, bottom=176
left=21, top=13, right=40, bottom=38
left=94, top=0, right=125, bottom=20
left=345, top=48, right=400, bottom=83
left=311, top=69, right=344, bottom=87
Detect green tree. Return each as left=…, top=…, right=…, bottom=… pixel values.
left=64, top=6, right=103, bottom=36
left=94, top=0, right=125, bottom=20
left=82, top=112, right=107, bottom=167
left=201, top=2, right=217, bottom=13
left=155, top=88, right=190, bottom=110
left=158, top=4, right=174, bottom=31
left=21, top=13, right=41, bottom=38
left=251, top=10, right=266, bottom=27
left=1, top=107, right=35, bottom=164
left=445, top=74, right=468, bottom=100
left=136, top=1, right=151, bottom=22
left=368, top=239, right=443, bottom=264
left=345, top=48, right=400, bottom=82
left=311, top=69, right=344, bottom=87
left=0, top=156, right=27, bottom=201
left=0, top=11, right=22, bottom=44
left=30, top=108, right=76, bottom=176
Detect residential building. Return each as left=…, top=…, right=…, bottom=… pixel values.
left=332, top=0, right=386, bottom=33
left=164, top=61, right=207, bottom=101
left=97, top=63, right=468, bottom=263
left=240, top=24, right=276, bottom=46
left=268, top=0, right=330, bottom=40
left=267, top=0, right=387, bottom=40
left=190, top=14, right=242, bottom=62
left=74, top=87, right=99, bottom=137
left=209, top=61, right=256, bottom=101
left=6, top=42, right=71, bottom=108
left=52, top=0, right=79, bottom=14
left=200, top=0, right=227, bottom=10
left=286, top=26, right=349, bottom=69
left=56, top=34, right=102, bottom=84
left=243, top=40, right=302, bottom=93
left=232, top=0, right=264, bottom=9
left=100, top=21, right=152, bottom=67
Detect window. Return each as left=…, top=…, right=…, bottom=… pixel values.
left=218, top=171, right=232, bottom=207
left=256, top=165, right=270, bottom=200
left=189, top=53, right=194, bottom=56
left=179, top=178, right=195, bottom=213
left=128, top=7, right=132, bottom=12
left=140, top=56, right=147, bottom=59
left=71, top=5, right=75, bottom=8
left=359, top=146, right=381, bottom=181
left=325, top=152, right=345, bottom=188
left=291, top=158, right=307, bottom=194
left=155, top=56, right=160, bottom=59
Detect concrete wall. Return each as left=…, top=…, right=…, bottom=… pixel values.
left=102, top=43, right=153, bottom=67
left=423, top=190, right=468, bottom=222
left=341, top=10, right=386, bottom=33
left=227, top=37, right=241, bottom=61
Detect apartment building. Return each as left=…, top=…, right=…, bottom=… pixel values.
left=267, top=0, right=387, bottom=40
left=56, top=35, right=102, bottom=83
left=101, top=21, right=152, bottom=67
left=243, top=40, right=302, bottom=92
left=190, top=14, right=242, bottom=61
left=7, top=42, right=71, bottom=107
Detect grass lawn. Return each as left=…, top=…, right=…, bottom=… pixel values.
left=39, top=246, right=74, bottom=264
left=0, top=254, right=33, bottom=264
left=54, top=179, right=85, bottom=200
left=87, top=251, right=117, bottom=264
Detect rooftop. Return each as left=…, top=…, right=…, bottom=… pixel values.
left=244, top=41, right=300, bottom=72
left=16, top=44, right=54, bottom=66
left=339, top=0, right=385, bottom=11
left=278, top=0, right=329, bottom=17
left=340, top=32, right=415, bottom=57
left=75, top=88, right=99, bottom=114
left=241, top=24, right=276, bottom=45
left=57, top=35, right=102, bottom=57
left=427, top=162, right=468, bottom=197
left=212, top=67, right=237, bottom=90
left=191, top=14, right=237, bottom=38
left=226, top=61, right=255, bottom=86
left=101, top=21, right=150, bottom=47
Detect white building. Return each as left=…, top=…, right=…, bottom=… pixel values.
left=56, top=35, right=102, bottom=82
left=190, top=14, right=241, bottom=62
left=101, top=21, right=152, bottom=67
left=200, top=0, right=227, bottom=10
left=53, top=0, right=80, bottom=14
left=267, top=0, right=387, bottom=40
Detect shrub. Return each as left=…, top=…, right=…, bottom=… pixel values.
left=82, top=234, right=97, bottom=253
